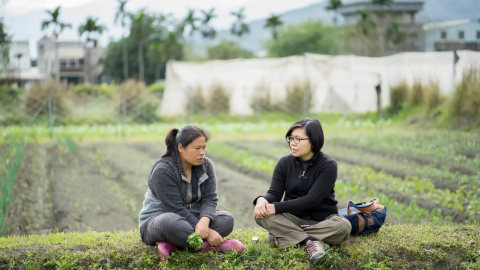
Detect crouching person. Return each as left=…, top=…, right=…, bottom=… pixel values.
left=253, top=119, right=351, bottom=265
left=139, top=126, right=244, bottom=260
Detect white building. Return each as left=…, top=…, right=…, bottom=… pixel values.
left=37, top=34, right=105, bottom=85
left=423, top=18, right=480, bottom=52
left=0, top=41, right=46, bottom=87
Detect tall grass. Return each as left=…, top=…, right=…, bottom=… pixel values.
left=451, top=65, right=480, bottom=119
left=0, top=136, right=26, bottom=236
left=409, top=79, right=425, bottom=106
left=388, top=80, right=409, bottom=114
left=424, top=80, right=442, bottom=110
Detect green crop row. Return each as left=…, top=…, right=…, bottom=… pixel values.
left=334, top=131, right=480, bottom=169
left=0, top=137, right=26, bottom=236
left=232, top=141, right=479, bottom=223
left=207, top=142, right=449, bottom=224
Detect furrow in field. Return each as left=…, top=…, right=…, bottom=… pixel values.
left=8, top=145, right=55, bottom=236
left=48, top=144, right=136, bottom=233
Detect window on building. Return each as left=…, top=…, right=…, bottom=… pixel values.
left=79, top=58, right=84, bottom=66
left=69, top=59, right=76, bottom=67
left=441, top=31, right=447, bottom=39
left=60, top=59, right=67, bottom=69
left=459, top=31, right=465, bottom=39
left=477, top=31, right=480, bottom=39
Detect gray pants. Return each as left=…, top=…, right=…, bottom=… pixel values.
left=255, top=213, right=351, bottom=248
left=143, top=210, right=234, bottom=249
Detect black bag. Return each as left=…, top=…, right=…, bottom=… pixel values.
left=338, top=198, right=387, bottom=236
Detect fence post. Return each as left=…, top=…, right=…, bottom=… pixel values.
left=256, top=90, right=261, bottom=122
left=116, top=86, right=121, bottom=136
left=122, top=86, right=127, bottom=137
left=48, top=88, right=53, bottom=140
left=303, top=54, right=309, bottom=118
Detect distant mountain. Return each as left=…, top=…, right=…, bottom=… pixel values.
left=188, top=0, right=480, bottom=55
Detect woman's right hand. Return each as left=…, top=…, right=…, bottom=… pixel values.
left=207, top=229, right=224, bottom=247
left=254, top=197, right=270, bottom=219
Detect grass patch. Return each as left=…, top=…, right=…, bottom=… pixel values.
left=0, top=225, right=479, bottom=269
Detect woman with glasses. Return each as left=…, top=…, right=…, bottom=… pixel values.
left=253, top=118, right=351, bottom=265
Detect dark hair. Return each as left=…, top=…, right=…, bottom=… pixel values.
left=286, top=118, right=324, bottom=153
left=162, top=125, right=211, bottom=158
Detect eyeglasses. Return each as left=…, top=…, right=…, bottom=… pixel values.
left=286, top=136, right=309, bottom=144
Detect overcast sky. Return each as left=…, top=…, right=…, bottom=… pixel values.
left=3, top=0, right=324, bottom=58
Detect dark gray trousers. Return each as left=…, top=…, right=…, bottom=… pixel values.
left=143, top=210, right=234, bottom=249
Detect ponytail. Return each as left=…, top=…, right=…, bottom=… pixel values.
left=162, top=128, right=179, bottom=158
left=161, top=126, right=211, bottom=158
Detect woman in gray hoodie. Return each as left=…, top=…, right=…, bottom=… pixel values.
left=138, top=125, right=243, bottom=259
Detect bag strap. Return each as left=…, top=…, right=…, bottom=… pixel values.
left=347, top=198, right=383, bottom=216
left=354, top=213, right=365, bottom=235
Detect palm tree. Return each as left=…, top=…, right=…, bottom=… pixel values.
left=114, top=0, right=129, bottom=81
left=325, top=0, right=343, bottom=26
left=182, top=9, right=199, bottom=36
left=148, top=42, right=166, bottom=81
left=356, top=10, right=376, bottom=36
left=0, top=20, right=10, bottom=69
left=385, top=20, right=406, bottom=46
left=130, top=11, right=149, bottom=83
left=200, top=8, right=217, bottom=40
left=264, top=14, right=283, bottom=40
left=78, top=17, right=107, bottom=83
left=41, top=6, right=71, bottom=81
left=230, top=7, right=249, bottom=39
left=200, top=8, right=217, bottom=55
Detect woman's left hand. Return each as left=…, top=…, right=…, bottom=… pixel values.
left=195, top=217, right=211, bottom=239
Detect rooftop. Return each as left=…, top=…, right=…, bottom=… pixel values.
left=423, top=18, right=480, bottom=30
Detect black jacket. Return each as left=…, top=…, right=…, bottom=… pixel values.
left=254, top=152, right=338, bottom=221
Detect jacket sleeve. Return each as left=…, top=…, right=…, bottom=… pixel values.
left=150, top=166, right=199, bottom=228
left=253, top=157, right=286, bottom=205
left=199, top=159, right=218, bottom=223
left=273, top=160, right=337, bottom=214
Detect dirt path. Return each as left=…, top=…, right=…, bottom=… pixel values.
left=48, top=145, right=136, bottom=233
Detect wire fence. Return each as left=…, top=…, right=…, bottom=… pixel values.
left=0, top=76, right=385, bottom=139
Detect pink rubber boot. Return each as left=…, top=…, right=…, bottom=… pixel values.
left=197, top=240, right=244, bottom=253
left=156, top=241, right=177, bottom=260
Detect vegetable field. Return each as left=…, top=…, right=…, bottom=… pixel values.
left=1, top=124, right=480, bottom=269
left=2, top=127, right=478, bottom=239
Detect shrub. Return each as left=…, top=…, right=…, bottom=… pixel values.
left=250, top=83, right=279, bottom=113
left=116, top=79, right=147, bottom=115
left=147, top=83, right=165, bottom=98
left=451, top=65, right=480, bottom=118
left=23, top=81, right=71, bottom=118
left=388, top=80, right=409, bottom=115
left=0, top=85, right=21, bottom=105
left=207, top=83, right=230, bottom=114
left=280, top=80, right=312, bottom=114
left=190, top=86, right=207, bottom=114
left=131, top=101, right=159, bottom=124
left=424, top=80, right=442, bottom=110
left=70, top=83, right=115, bottom=97
left=409, top=79, right=424, bottom=106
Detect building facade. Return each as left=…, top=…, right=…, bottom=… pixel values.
left=423, top=19, right=480, bottom=52
left=0, top=41, right=46, bottom=87
left=37, top=35, right=105, bottom=85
